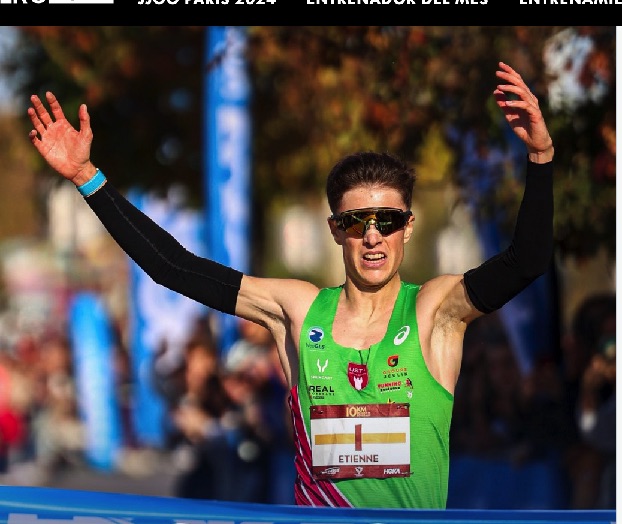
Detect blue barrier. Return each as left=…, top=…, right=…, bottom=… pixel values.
left=0, top=487, right=615, bottom=524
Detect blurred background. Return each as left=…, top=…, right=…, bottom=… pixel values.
left=0, top=26, right=616, bottom=509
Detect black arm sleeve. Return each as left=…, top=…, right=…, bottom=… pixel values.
left=85, top=182, right=243, bottom=315
left=463, top=160, right=554, bottom=314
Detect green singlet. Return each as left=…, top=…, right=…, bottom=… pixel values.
left=290, top=281, right=454, bottom=508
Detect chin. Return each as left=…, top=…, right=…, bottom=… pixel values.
left=357, top=272, right=393, bottom=289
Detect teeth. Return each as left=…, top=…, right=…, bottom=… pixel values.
left=364, top=253, right=385, bottom=260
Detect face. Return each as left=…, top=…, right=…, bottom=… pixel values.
left=328, top=185, right=414, bottom=290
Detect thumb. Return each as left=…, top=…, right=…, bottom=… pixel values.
left=78, top=103, right=93, bottom=140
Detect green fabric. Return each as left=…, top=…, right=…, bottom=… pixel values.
left=298, top=281, right=454, bottom=508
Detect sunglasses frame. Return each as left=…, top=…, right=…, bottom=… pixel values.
left=329, top=207, right=413, bottom=237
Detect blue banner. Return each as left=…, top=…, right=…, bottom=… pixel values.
left=68, top=292, right=122, bottom=471
left=204, top=26, right=251, bottom=355
left=0, top=487, right=615, bottom=524
left=127, top=189, right=208, bottom=448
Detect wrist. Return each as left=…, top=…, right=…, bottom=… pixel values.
left=77, top=168, right=107, bottom=197
left=528, top=146, right=554, bottom=164
left=71, top=163, right=98, bottom=186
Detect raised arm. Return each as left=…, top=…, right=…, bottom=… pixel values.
left=417, top=62, right=555, bottom=392
left=27, top=91, right=319, bottom=386
left=28, top=92, right=245, bottom=315
left=461, top=61, right=554, bottom=318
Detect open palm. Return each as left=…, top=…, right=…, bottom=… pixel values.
left=28, top=92, right=93, bottom=183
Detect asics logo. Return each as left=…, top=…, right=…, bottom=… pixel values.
left=393, top=326, right=410, bottom=345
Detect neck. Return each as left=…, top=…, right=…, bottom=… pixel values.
left=341, top=274, right=402, bottom=315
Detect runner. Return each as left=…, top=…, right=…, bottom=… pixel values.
left=27, top=61, right=554, bottom=508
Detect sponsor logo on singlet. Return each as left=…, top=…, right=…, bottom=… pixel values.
left=347, top=362, right=369, bottom=390
left=378, top=376, right=414, bottom=395
left=306, top=326, right=326, bottom=350
left=393, top=325, right=410, bottom=345
left=381, top=366, right=408, bottom=379
left=311, top=358, right=333, bottom=380
left=377, top=380, right=402, bottom=393
left=308, top=384, right=336, bottom=400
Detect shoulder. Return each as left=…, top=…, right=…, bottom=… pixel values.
left=418, top=273, right=482, bottom=325
left=418, top=274, right=464, bottom=307
left=238, top=275, right=320, bottom=322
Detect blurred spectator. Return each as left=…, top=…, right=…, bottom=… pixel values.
left=449, top=313, right=570, bottom=508
left=561, top=292, right=615, bottom=509
left=223, top=318, right=295, bottom=504
left=519, top=354, right=574, bottom=464
left=170, top=329, right=281, bottom=503
left=112, top=343, right=139, bottom=450
left=451, top=314, right=526, bottom=459
left=576, top=334, right=615, bottom=509
left=0, top=349, right=28, bottom=473
left=29, top=333, right=86, bottom=480
left=170, top=335, right=237, bottom=500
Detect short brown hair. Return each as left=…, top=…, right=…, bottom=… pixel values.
left=326, top=151, right=415, bottom=213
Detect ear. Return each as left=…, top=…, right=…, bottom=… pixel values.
left=328, top=218, right=344, bottom=245
left=403, top=214, right=415, bottom=244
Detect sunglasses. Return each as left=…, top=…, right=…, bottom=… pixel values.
left=329, top=207, right=413, bottom=237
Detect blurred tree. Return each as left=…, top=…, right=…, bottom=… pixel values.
left=245, top=26, right=615, bottom=264
left=5, top=26, right=615, bottom=270
left=10, top=26, right=205, bottom=203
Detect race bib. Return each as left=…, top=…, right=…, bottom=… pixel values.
left=310, top=403, right=410, bottom=479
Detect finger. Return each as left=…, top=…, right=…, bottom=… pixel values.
left=497, top=84, right=539, bottom=107
left=495, top=70, right=530, bottom=94
left=498, top=61, right=518, bottom=76
left=46, top=91, right=67, bottom=122
left=28, top=129, right=39, bottom=144
left=502, top=99, right=544, bottom=126
left=496, top=64, right=530, bottom=91
left=28, top=129, right=45, bottom=156
left=78, top=103, right=93, bottom=139
left=27, top=105, right=46, bottom=137
left=30, top=93, right=53, bottom=127
left=496, top=76, right=539, bottom=108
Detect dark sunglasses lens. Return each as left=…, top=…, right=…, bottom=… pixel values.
left=342, top=214, right=366, bottom=235
left=375, top=210, right=406, bottom=235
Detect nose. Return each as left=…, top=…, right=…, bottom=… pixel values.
left=363, top=221, right=383, bottom=243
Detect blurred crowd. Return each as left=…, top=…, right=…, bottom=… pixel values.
left=451, top=292, right=616, bottom=509
left=0, top=291, right=615, bottom=509
left=154, top=316, right=296, bottom=503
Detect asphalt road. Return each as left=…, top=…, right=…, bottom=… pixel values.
left=1, top=449, right=179, bottom=499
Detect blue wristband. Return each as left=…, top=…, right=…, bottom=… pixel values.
left=77, top=169, right=107, bottom=197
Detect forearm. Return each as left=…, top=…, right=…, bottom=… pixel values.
left=84, top=179, right=242, bottom=315
left=463, top=160, right=554, bottom=314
